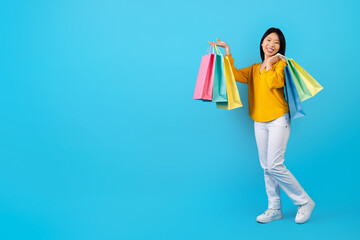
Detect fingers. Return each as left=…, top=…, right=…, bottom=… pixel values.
left=276, top=54, right=287, bottom=62
left=208, top=38, right=223, bottom=45
left=276, top=53, right=286, bottom=59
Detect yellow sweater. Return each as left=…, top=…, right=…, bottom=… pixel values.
left=226, top=54, right=289, bottom=122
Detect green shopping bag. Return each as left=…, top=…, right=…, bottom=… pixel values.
left=291, top=59, right=323, bottom=98
left=287, top=59, right=312, bottom=102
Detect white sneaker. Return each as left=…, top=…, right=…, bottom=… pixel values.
left=256, top=208, right=283, bottom=223
left=295, top=198, right=315, bottom=224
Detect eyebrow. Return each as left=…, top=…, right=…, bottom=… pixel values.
left=267, top=37, right=279, bottom=41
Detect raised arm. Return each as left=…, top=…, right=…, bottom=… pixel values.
left=208, top=38, right=250, bottom=84
left=225, top=54, right=250, bottom=84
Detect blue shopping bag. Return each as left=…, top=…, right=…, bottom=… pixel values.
left=284, top=65, right=306, bottom=119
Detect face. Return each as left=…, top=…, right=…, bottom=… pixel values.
left=261, top=32, right=280, bottom=58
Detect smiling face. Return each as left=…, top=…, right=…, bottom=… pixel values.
left=261, top=32, right=280, bottom=58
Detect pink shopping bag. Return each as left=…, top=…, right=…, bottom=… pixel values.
left=193, top=45, right=215, bottom=101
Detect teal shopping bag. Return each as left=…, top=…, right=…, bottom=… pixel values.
left=212, top=45, right=227, bottom=102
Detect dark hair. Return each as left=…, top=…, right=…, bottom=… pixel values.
left=259, top=27, right=286, bottom=61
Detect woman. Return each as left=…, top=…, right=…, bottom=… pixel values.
left=208, top=27, right=315, bottom=224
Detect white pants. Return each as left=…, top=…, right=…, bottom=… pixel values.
left=254, top=112, right=310, bottom=209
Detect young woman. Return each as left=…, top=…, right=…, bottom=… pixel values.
left=208, top=27, right=315, bottom=224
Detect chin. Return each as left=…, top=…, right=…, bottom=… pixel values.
left=268, top=52, right=278, bottom=57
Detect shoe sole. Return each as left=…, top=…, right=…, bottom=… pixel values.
left=257, top=215, right=283, bottom=223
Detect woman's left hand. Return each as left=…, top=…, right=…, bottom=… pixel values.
left=266, top=53, right=286, bottom=68
left=265, top=54, right=281, bottom=67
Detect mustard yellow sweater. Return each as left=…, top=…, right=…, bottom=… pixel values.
left=226, top=54, right=289, bottom=122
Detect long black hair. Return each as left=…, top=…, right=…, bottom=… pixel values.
left=260, top=27, right=286, bottom=61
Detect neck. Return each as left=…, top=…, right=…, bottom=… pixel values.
left=263, top=55, right=271, bottom=64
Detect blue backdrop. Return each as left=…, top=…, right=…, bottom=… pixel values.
left=1, top=0, right=360, bottom=239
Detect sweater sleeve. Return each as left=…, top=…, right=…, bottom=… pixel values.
left=261, top=60, right=287, bottom=89
left=225, top=54, right=250, bottom=84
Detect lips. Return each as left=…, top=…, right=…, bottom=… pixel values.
left=266, top=48, right=274, bottom=53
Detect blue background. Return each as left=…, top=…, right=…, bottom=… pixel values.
left=1, top=0, right=359, bottom=239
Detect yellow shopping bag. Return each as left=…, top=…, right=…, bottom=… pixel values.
left=291, top=60, right=323, bottom=98
left=216, top=56, right=243, bottom=110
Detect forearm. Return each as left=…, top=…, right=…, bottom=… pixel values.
left=262, top=62, right=287, bottom=89
left=225, top=46, right=231, bottom=56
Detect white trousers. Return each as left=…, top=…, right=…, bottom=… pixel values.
left=254, top=112, right=310, bottom=209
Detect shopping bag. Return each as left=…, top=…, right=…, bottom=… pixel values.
left=216, top=55, right=243, bottom=110
left=287, top=59, right=312, bottom=102
left=291, top=59, right=323, bottom=98
left=284, top=65, right=306, bottom=119
left=193, top=45, right=215, bottom=101
left=212, top=45, right=227, bottom=102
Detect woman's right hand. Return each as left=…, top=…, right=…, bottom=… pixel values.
left=208, top=38, right=229, bottom=49
left=208, top=38, right=231, bottom=55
